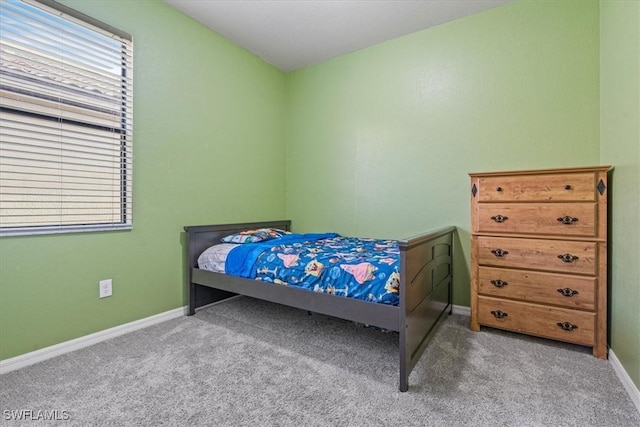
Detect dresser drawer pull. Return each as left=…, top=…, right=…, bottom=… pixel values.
left=558, top=253, right=579, bottom=263
left=496, top=186, right=503, bottom=192
left=557, top=321, right=578, bottom=331
left=491, top=249, right=509, bottom=257
left=557, top=288, right=579, bottom=297
left=557, top=216, right=579, bottom=225
left=564, top=185, right=572, bottom=190
left=490, top=279, right=508, bottom=288
left=490, top=215, right=509, bottom=223
left=491, top=310, right=508, bottom=319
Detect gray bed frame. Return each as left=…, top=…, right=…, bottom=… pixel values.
left=184, top=220, right=455, bottom=392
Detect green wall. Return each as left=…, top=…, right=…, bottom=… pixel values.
left=600, top=0, right=640, bottom=387
left=285, top=0, right=600, bottom=308
left=0, top=0, right=287, bottom=360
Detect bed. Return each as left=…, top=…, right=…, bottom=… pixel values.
left=184, top=220, right=456, bottom=392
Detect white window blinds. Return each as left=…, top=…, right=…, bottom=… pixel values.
left=0, top=0, right=133, bottom=236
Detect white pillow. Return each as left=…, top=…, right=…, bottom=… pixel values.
left=197, top=243, right=238, bottom=273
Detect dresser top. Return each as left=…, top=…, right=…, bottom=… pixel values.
left=469, top=165, right=612, bottom=177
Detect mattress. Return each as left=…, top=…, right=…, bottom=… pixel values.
left=197, top=243, right=239, bottom=273
left=197, top=233, right=401, bottom=305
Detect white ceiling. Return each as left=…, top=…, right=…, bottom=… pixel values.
left=164, top=0, right=513, bottom=72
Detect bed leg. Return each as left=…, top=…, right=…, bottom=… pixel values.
left=449, top=234, right=454, bottom=316
left=449, top=280, right=453, bottom=315
left=187, top=283, right=196, bottom=316
left=449, top=256, right=454, bottom=316
left=399, top=336, right=409, bottom=392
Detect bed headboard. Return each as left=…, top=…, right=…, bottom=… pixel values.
left=183, top=220, right=291, bottom=313
left=184, top=220, right=292, bottom=269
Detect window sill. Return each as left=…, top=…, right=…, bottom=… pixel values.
left=0, top=224, right=133, bottom=238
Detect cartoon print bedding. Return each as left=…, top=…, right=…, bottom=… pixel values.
left=219, top=233, right=401, bottom=306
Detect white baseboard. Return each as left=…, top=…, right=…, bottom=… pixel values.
left=452, top=304, right=470, bottom=316
left=0, top=306, right=186, bottom=375
left=609, top=349, right=640, bottom=414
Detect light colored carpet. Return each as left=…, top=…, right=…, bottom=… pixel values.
left=1, top=296, right=638, bottom=426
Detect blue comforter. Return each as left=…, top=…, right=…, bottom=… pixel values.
left=225, top=233, right=401, bottom=306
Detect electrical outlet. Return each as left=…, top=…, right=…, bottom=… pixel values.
left=99, top=279, right=112, bottom=298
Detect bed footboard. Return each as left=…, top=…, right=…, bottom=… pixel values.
left=398, top=226, right=456, bottom=392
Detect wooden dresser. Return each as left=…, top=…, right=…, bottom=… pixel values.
left=469, top=166, right=610, bottom=358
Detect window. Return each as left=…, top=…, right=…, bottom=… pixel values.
left=0, top=0, right=133, bottom=236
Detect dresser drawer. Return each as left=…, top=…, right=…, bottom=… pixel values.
left=477, top=172, right=596, bottom=202
left=477, top=296, right=595, bottom=346
left=477, top=236, right=597, bottom=275
left=475, top=203, right=597, bottom=237
left=478, top=267, right=596, bottom=310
